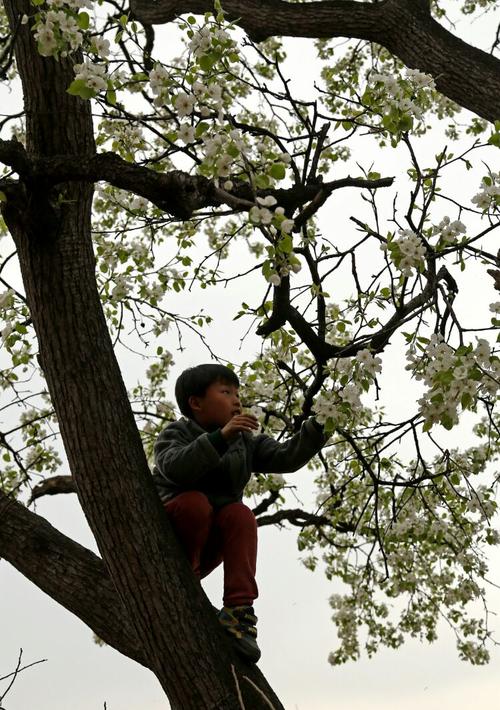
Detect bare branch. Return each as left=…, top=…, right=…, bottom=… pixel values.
left=256, top=506, right=354, bottom=532
left=28, top=474, right=76, bottom=503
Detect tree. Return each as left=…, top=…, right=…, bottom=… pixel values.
left=0, top=0, right=499, bottom=707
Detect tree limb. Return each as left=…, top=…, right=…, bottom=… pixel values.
left=256, top=506, right=354, bottom=532
left=0, top=489, right=148, bottom=667
left=28, top=474, right=76, bottom=503
left=0, top=139, right=393, bottom=219
left=129, top=0, right=500, bottom=123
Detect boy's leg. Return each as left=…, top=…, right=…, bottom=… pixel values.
left=213, top=502, right=258, bottom=607
left=163, top=491, right=214, bottom=578
left=209, top=502, right=260, bottom=662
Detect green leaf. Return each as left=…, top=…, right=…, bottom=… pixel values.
left=399, top=114, right=413, bottom=132
left=0, top=191, right=6, bottom=202
left=488, top=132, right=500, bottom=148
left=270, top=163, right=286, bottom=180
left=461, top=392, right=472, bottom=409
left=195, top=122, right=209, bottom=138
left=199, top=53, right=218, bottom=72
left=278, top=235, right=293, bottom=253
left=441, top=414, right=454, bottom=431
left=187, top=15, right=197, bottom=24
left=67, top=79, right=95, bottom=100
left=77, top=12, right=90, bottom=29
left=255, top=173, right=270, bottom=189
left=106, top=89, right=117, bottom=105
left=262, top=260, right=273, bottom=280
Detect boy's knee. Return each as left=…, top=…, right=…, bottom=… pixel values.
left=166, top=491, right=213, bottom=524
left=218, top=502, right=257, bottom=531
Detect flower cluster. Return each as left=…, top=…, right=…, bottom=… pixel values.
left=31, top=0, right=94, bottom=58
left=73, top=61, right=108, bottom=93
left=471, top=172, right=500, bottom=212
left=431, top=216, right=466, bottom=247
left=314, top=350, right=381, bottom=431
left=187, top=23, right=235, bottom=60
left=382, top=229, right=426, bottom=277
left=365, top=67, right=436, bottom=135
left=249, top=195, right=294, bottom=233
left=307, top=432, right=500, bottom=667
left=407, top=334, right=500, bottom=430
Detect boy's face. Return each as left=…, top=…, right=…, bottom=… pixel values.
left=188, top=379, right=241, bottom=429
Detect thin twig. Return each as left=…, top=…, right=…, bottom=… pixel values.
left=230, top=664, right=246, bottom=710
left=242, top=676, right=277, bottom=710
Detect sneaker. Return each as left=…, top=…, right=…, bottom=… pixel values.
left=217, top=605, right=261, bottom=663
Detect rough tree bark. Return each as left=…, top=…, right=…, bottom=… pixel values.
left=0, top=1, right=284, bottom=707
left=130, top=0, right=500, bottom=123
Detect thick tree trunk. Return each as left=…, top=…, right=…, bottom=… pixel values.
left=130, top=0, right=500, bottom=123
left=1, top=1, right=283, bottom=707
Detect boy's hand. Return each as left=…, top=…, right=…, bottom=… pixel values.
left=221, top=414, right=259, bottom=440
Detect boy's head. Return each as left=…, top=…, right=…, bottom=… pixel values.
left=175, top=364, right=240, bottom=428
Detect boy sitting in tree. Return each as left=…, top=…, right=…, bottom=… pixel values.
left=152, top=363, right=326, bottom=663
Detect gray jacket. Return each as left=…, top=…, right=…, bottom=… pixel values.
left=152, top=416, right=326, bottom=508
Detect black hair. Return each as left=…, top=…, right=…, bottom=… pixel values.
left=175, top=363, right=240, bottom=418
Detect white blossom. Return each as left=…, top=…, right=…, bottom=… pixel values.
left=178, top=123, right=195, bottom=144
left=215, top=153, right=232, bottom=177
left=268, top=273, right=281, bottom=286
left=0, top=289, right=14, bottom=309
left=281, top=219, right=294, bottom=234
left=355, top=349, right=382, bottom=375
left=207, top=84, right=222, bottom=102
left=174, top=92, right=195, bottom=118
left=1, top=323, right=13, bottom=342
left=93, top=36, right=111, bottom=59
left=130, top=196, right=148, bottom=211
left=256, top=195, right=277, bottom=207
left=35, top=25, right=58, bottom=56
left=192, top=81, right=206, bottom=97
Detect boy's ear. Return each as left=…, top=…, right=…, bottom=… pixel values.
left=188, top=395, right=202, bottom=413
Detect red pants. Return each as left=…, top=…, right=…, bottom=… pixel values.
left=164, top=491, right=258, bottom=607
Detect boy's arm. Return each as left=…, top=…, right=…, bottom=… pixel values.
left=154, top=422, right=227, bottom=486
left=252, top=418, right=327, bottom=474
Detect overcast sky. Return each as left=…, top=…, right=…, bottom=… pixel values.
left=2, top=5, right=500, bottom=709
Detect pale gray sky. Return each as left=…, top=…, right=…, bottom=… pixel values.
left=2, top=4, right=500, bottom=709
